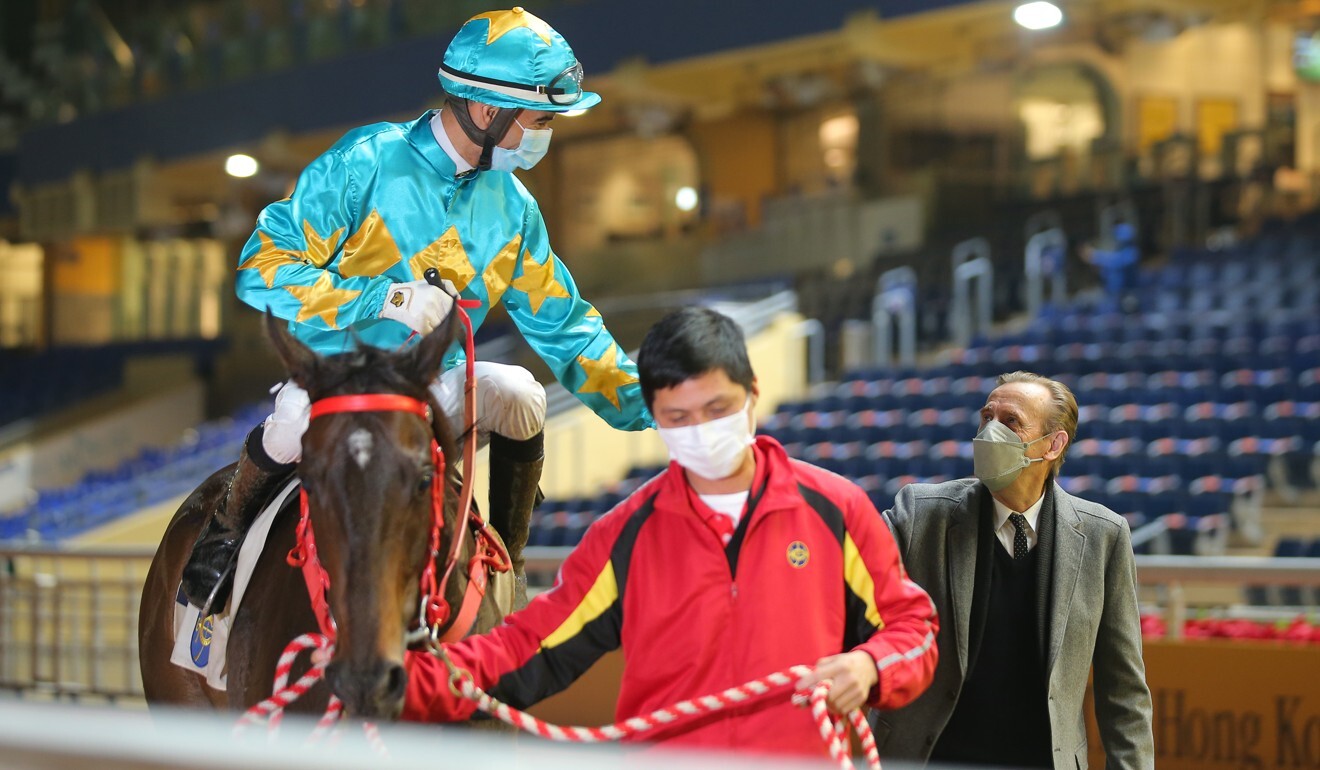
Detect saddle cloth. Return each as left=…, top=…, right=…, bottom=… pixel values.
left=170, top=477, right=300, bottom=690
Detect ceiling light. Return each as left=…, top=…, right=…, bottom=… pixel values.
left=1014, top=2, right=1063, bottom=30
left=225, top=154, right=259, bottom=178
left=674, top=186, right=699, bottom=212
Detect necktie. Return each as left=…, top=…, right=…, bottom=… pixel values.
left=1009, top=512, right=1030, bottom=560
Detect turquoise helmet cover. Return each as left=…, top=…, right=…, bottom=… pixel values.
left=439, top=8, right=602, bottom=113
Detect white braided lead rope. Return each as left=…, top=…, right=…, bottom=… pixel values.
left=233, top=634, right=386, bottom=757
left=437, top=648, right=880, bottom=768
left=234, top=634, right=333, bottom=736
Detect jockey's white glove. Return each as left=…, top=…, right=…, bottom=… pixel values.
left=378, top=279, right=456, bottom=335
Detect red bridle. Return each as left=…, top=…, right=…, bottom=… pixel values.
left=285, top=302, right=510, bottom=646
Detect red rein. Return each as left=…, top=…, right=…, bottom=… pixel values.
left=285, top=301, right=510, bottom=645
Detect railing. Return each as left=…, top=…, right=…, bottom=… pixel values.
left=536, top=548, right=1320, bottom=644
left=1136, top=555, right=1320, bottom=640
left=0, top=544, right=151, bottom=701
left=0, top=699, right=823, bottom=770
left=4, top=544, right=1318, bottom=701
left=1129, top=516, right=1171, bottom=553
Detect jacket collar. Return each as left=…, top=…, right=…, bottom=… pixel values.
left=407, top=110, right=463, bottom=180
left=655, top=435, right=802, bottom=520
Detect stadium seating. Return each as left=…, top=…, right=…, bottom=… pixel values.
left=0, top=402, right=265, bottom=541
left=531, top=222, right=1318, bottom=556
left=7, top=221, right=1318, bottom=562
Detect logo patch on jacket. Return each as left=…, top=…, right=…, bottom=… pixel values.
left=786, top=540, right=809, bottom=568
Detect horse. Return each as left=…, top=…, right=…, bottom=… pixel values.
left=138, top=309, right=513, bottom=720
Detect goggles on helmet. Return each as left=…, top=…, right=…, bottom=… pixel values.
left=439, top=61, right=585, bottom=107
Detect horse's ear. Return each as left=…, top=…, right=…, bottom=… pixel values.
left=264, top=310, right=319, bottom=386
left=398, top=309, right=458, bottom=387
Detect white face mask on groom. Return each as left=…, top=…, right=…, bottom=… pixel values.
left=657, top=397, right=755, bottom=481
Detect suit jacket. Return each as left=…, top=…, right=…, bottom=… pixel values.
left=875, top=478, right=1154, bottom=770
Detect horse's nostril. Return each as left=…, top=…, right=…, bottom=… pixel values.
left=381, top=662, right=408, bottom=704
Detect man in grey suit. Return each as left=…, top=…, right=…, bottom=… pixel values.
left=876, top=371, right=1153, bottom=769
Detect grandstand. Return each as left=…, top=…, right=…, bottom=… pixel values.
left=533, top=222, right=1320, bottom=578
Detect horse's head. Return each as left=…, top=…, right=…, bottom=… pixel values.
left=266, top=312, right=460, bottom=719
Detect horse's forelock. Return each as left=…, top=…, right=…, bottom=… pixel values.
left=304, top=347, right=428, bottom=401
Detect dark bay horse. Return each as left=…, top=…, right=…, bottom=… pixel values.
left=139, top=311, right=510, bottom=719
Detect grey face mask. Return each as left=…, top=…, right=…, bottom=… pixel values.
left=972, top=419, right=1049, bottom=492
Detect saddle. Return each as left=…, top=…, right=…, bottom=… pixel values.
left=170, top=477, right=301, bottom=689
left=168, top=477, right=517, bottom=689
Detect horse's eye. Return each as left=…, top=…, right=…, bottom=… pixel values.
left=416, top=473, right=433, bottom=494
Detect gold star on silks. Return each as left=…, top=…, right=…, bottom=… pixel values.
left=510, top=250, right=570, bottom=314
left=285, top=272, right=362, bottom=329
left=302, top=220, right=345, bottom=268
left=238, top=231, right=299, bottom=288
left=585, top=305, right=601, bottom=318
left=471, top=8, right=554, bottom=45
left=409, top=225, right=477, bottom=293
left=576, top=345, right=637, bottom=411
left=482, top=236, right=521, bottom=305
left=338, top=210, right=404, bottom=278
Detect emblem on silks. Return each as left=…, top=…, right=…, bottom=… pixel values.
left=786, top=540, right=810, bottom=568
left=390, top=290, right=406, bottom=308
left=191, top=613, right=215, bottom=667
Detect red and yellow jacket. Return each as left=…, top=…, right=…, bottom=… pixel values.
left=403, top=436, right=938, bottom=755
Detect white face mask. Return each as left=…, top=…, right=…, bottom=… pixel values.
left=657, top=397, right=755, bottom=481
left=491, top=119, right=552, bottom=171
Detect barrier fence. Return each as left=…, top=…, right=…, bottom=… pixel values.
left=2, top=543, right=1319, bottom=703
left=0, top=545, right=151, bottom=702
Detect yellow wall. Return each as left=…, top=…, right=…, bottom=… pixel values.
left=687, top=112, right=780, bottom=229
left=47, top=236, right=122, bottom=344
left=0, top=241, right=44, bottom=347
left=51, top=236, right=121, bottom=295
left=888, top=21, right=1295, bottom=172
left=1119, top=23, right=1269, bottom=147
left=554, top=134, right=701, bottom=256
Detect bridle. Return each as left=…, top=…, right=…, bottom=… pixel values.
left=284, top=301, right=510, bottom=647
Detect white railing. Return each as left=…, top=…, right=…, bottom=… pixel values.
left=1136, top=555, right=1320, bottom=641
left=0, top=544, right=151, bottom=701
left=0, top=698, right=826, bottom=770
left=4, top=544, right=1318, bottom=701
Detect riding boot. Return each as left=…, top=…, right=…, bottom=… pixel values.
left=486, top=431, right=544, bottom=610
left=181, top=424, right=296, bottom=612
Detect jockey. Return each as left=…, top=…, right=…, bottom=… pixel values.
left=181, top=7, right=653, bottom=613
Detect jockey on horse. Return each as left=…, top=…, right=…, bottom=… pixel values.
left=181, top=7, right=653, bottom=614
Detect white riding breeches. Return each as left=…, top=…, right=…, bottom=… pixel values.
left=258, top=362, right=546, bottom=464
left=428, top=362, right=547, bottom=443
left=261, top=380, right=311, bottom=465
